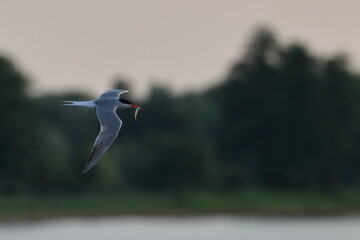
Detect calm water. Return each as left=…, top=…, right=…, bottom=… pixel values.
left=0, top=216, right=359, bottom=240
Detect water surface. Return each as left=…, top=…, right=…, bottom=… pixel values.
left=0, top=216, right=359, bottom=240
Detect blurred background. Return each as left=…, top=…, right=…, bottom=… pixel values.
left=1, top=0, right=360, bottom=239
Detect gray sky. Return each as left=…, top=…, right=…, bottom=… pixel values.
left=0, top=0, right=359, bottom=98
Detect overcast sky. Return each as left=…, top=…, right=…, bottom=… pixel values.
left=0, top=0, right=359, bottom=98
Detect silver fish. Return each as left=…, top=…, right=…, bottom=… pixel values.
left=135, top=107, right=142, bottom=120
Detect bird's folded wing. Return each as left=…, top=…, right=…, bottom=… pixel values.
left=82, top=107, right=122, bottom=174
left=99, top=89, right=129, bottom=99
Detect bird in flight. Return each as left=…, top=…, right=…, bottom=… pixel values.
left=62, top=89, right=141, bottom=174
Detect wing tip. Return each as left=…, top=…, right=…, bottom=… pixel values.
left=81, top=147, right=104, bottom=174
left=81, top=165, right=93, bottom=174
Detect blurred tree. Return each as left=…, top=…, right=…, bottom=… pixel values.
left=313, top=56, right=359, bottom=193
left=208, top=28, right=360, bottom=193
left=207, top=29, right=280, bottom=189
left=0, top=57, right=44, bottom=193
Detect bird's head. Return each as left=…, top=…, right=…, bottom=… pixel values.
left=119, top=98, right=140, bottom=108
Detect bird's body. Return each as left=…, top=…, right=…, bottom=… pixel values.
left=62, top=90, right=141, bottom=174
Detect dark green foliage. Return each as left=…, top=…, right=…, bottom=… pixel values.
left=210, top=29, right=360, bottom=193
left=0, top=57, right=44, bottom=193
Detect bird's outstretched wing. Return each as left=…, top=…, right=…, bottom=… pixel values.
left=82, top=105, right=122, bottom=174
left=99, top=89, right=129, bottom=100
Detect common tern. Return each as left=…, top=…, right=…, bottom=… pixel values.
left=62, top=89, right=141, bottom=174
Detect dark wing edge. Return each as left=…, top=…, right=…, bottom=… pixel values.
left=81, top=138, right=113, bottom=174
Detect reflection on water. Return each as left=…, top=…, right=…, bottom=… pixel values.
left=0, top=216, right=359, bottom=240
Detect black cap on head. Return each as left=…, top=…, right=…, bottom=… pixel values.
left=119, top=98, right=134, bottom=105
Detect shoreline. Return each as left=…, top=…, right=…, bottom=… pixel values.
left=2, top=209, right=360, bottom=223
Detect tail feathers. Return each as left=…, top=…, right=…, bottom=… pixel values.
left=61, top=101, right=77, bottom=105
left=60, top=100, right=96, bottom=107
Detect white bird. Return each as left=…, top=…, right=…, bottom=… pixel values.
left=62, top=89, right=141, bottom=174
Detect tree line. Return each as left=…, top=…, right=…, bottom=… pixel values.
left=1, top=28, right=360, bottom=195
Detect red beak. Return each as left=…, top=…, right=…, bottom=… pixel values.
left=131, top=104, right=140, bottom=108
